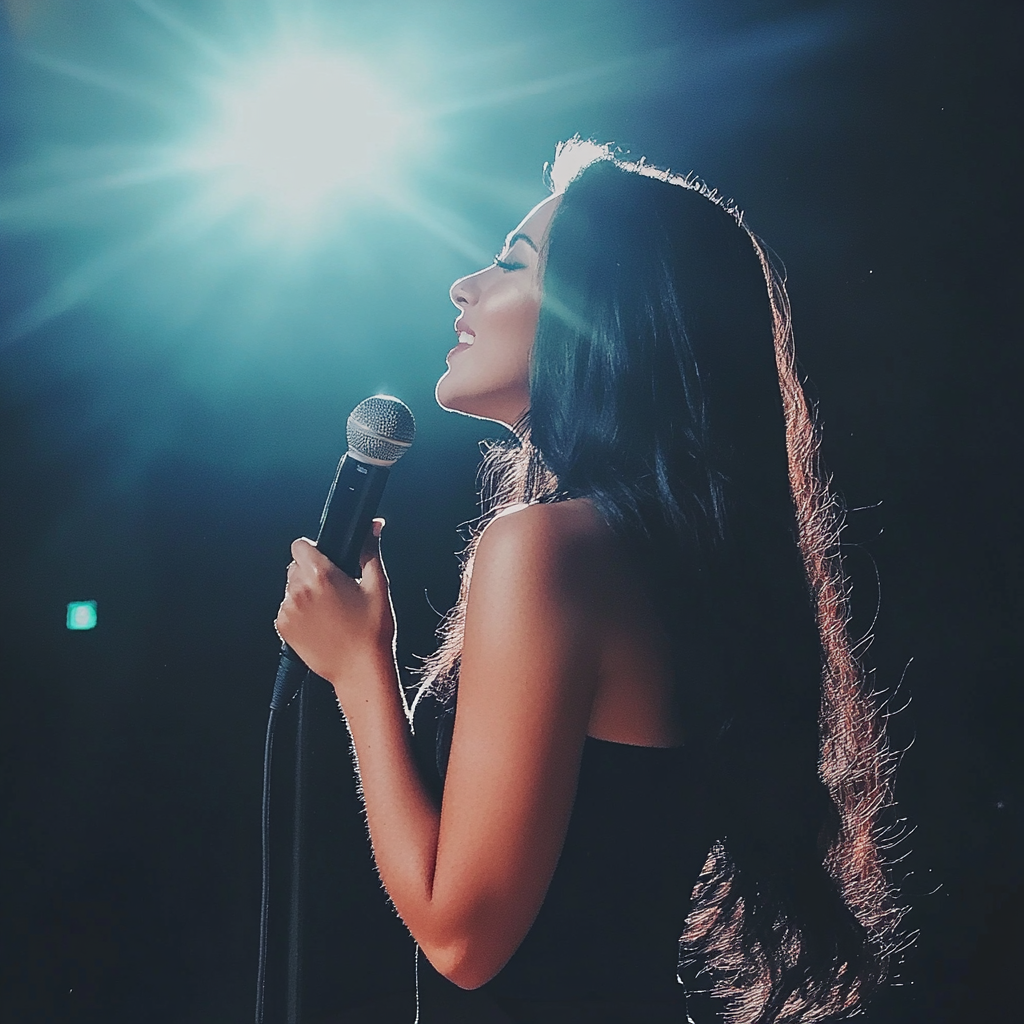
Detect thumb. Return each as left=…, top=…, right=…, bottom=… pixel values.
left=358, top=518, right=387, bottom=582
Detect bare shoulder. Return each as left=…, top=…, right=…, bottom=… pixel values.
left=471, top=499, right=614, bottom=610
left=479, top=498, right=611, bottom=558
left=462, top=497, right=614, bottom=638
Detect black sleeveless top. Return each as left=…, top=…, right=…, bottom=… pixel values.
left=409, top=686, right=715, bottom=1018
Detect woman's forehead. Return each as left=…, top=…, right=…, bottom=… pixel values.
left=509, top=193, right=560, bottom=245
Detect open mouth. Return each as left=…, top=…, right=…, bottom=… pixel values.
left=447, top=325, right=476, bottom=360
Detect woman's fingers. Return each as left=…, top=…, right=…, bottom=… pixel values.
left=276, top=523, right=396, bottom=687
left=291, top=535, right=323, bottom=567
left=289, top=530, right=383, bottom=583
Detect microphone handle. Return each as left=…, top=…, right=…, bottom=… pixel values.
left=316, top=452, right=390, bottom=577
left=271, top=453, right=391, bottom=709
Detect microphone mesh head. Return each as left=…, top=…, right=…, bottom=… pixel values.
left=346, top=395, right=416, bottom=466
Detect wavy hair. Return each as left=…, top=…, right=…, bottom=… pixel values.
left=418, top=140, right=903, bottom=1022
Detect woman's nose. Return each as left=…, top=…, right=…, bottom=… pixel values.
left=450, top=271, right=479, bottom=309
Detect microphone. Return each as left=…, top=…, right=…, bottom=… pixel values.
left=271, top=395, right=416, bottom=710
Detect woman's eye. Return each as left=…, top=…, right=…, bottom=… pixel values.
left=493, top=255, right=527, bottom=272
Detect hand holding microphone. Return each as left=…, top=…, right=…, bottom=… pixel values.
left=271, top=395, right=415, bottom=709
left=278, top=519, right=394, bottom=689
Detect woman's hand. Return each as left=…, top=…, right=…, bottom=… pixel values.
left=275, top=518, right=396, bottom=693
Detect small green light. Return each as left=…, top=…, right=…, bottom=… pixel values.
left=66, top=601, right=97, bottom=630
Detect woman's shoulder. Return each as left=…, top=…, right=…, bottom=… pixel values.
left=485, top=496, right=609, bottom=544
left=470, top=498, right=618, bottom=616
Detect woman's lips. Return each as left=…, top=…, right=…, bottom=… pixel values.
left=447, top=329, right=476, bottom=360
left=446, top=341, right=472, bottom=361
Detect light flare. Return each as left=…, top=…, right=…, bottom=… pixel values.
left=184, top=49, right=422, bottom=221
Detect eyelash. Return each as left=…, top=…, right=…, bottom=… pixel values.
left=493, top=255, right=526, bottom=272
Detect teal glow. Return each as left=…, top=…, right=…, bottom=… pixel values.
left=0, top=0, right=851, bottom=355
left=0, top=1, right=670, bottom=340
left=182, top=46, right=427, bottom=225
left=66, top=601, right=98, bottom=631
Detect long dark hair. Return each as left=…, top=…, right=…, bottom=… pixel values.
left=418, top=141, right=903, bottom=1022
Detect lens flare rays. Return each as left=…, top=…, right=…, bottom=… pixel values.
left=0, top=0, right=858, bottom=342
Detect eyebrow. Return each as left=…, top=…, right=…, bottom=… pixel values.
left=503, top=231, right=538, bottom=252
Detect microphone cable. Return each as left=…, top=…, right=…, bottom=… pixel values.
left=255, top=703, right=276, bottom=1024
left=255, top=649, right=310, bottom=1024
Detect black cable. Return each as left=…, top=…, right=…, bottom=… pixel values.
left=286, top=679, right=308, bottom=1024
left=254, top=706, right=278, bottom=1024
left=256, top=649, right=310, bottom=1024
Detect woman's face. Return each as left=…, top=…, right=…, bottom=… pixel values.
left=436, top=194, right=561, bottom=427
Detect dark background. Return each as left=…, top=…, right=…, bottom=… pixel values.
left=0, top=1, right=1020, bottom=1021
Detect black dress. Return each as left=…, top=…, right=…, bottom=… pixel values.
left=409, top=686, right=714, bottom=1024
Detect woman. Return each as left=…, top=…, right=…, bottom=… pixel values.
left=276, top=141, right=902, bottom=1022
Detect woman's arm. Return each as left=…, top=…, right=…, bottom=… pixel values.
left=275, top=501, right=608, bottom=989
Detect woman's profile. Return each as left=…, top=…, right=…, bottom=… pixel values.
left=276, top=140, right=903, bottom=1023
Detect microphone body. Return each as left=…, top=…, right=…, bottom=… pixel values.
left=271, top=395, right=414, bottom=709
left=316, top=451, right=390, bottom=577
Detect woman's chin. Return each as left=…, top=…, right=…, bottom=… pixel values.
left=434, top=373, right=467, bottom=415
left=435, top=383, right=505, bottom=426
left=435, top=373, right=527, bottom=429
left=435, top=374, right=477, bottom=417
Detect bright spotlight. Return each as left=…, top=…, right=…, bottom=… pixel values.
left=187, top=48, right=422, bottom=222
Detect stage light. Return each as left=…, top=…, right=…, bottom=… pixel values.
left=66, top=601, right=98, bottom=630
left=186, top=47, right=423, bottom=223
